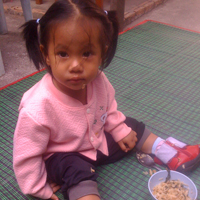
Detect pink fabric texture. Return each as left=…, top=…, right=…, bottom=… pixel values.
left=13, top=72, right=131, bottom=199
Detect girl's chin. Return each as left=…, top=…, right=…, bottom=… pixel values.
left=67, top=85, right=86, bottom=91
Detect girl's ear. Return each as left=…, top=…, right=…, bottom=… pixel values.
left=40, top=44, right=50, bottom=66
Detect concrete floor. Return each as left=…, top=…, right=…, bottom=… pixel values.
left=124, top=0, right=200, bottom=32
left=1, top=0, right=200, bottom=88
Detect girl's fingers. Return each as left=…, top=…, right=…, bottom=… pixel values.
left=50, top=194, right=59, bottom=200
left=118, top=141, right=126, bottom=152
left=118, top=141, right=129, bottom=152
left=53, top=185, right=61, bottom=193
left=50, top=182, right=61, bottom=193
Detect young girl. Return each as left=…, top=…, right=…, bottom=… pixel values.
left=13, top=0, right=200, bottom=200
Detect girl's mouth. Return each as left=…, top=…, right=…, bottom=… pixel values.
left=68, top=78, right=84, bottom=84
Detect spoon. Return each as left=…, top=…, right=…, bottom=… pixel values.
left=165, top=167, right=171, bottom=182
left=136, top=151, right=162, bottom=171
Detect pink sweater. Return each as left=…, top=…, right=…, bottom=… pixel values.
left=13, top=72, right=131, bottom=199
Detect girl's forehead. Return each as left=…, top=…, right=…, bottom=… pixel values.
left=50, top=17, right=102, bottom=46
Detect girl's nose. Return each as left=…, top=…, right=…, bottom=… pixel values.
left=69, top=58, right=83, bottom=72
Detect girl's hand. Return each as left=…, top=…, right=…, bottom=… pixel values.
left=50, top=194, right=59, bottom=200
left=49, top=182, right=61, bottom=200
left=50, top=182, right=61, bottom=193
left=118, top=130, right=137, bottom=152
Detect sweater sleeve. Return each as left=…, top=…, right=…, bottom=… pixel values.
left=13, top=108, right=53, bottom=199
left=102, top=73, right=131, bottom=142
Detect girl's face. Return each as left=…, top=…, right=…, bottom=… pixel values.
left=43, top=17, right=103, bottom=95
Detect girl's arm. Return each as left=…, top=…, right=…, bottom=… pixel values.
left=13, top=108, right=53, bottom=199
left=101, top=73, right=131, bottom=142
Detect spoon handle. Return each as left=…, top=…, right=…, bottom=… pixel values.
left=165, top=167, right=171, bottom=182
left=153, top=165, right=162, bottom=171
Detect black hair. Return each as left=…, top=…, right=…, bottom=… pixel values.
left=21, top=0, right=119, bottom=74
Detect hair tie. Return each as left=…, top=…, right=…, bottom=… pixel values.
left=104, top=10, right=108, bottom=15
left=36, top=18, right=40, bottom=24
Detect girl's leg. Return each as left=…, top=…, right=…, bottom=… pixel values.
left=100, top=116, right=200, bottom=173
left=77, top=194, right=100, bottom=200
left=136, top=125, right=200, bottom=173
left=140, top=132, right=158, bottom=154
left=45, top=152, right=100, bottom=200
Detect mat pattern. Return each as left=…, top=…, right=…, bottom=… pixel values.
left=1, top=21, right=200, bottom=199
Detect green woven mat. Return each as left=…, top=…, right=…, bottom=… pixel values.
left=1, top=21, right=200, bottom=199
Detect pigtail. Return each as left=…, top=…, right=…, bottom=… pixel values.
left=102, top=10, right=119, bottom=69
left=21, top=20, right=45, bottom=70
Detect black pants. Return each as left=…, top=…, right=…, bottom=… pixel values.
left=45, top=117, right=146, bottom=199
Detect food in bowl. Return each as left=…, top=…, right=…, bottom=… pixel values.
left=153, top=179, right=190, bottom=200
left=148, top=170, right=198, bottom=200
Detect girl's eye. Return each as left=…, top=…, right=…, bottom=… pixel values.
left=83, top=51, right=92, bottom=58
left=58, top=52, right=68, bottom=58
